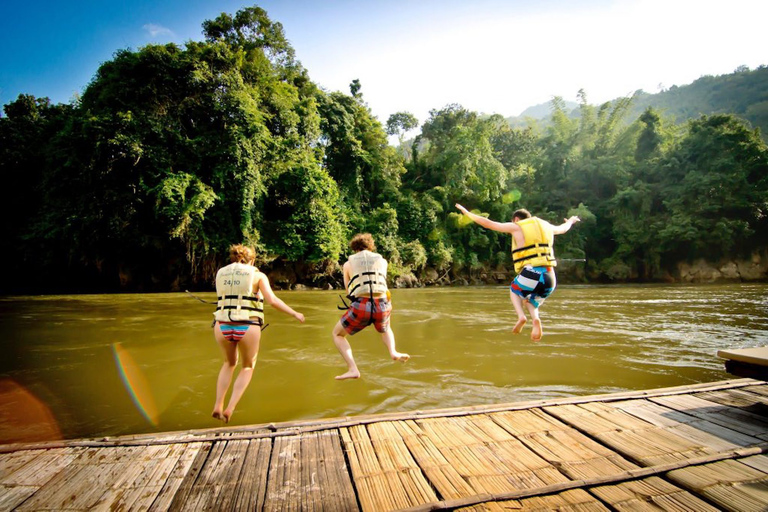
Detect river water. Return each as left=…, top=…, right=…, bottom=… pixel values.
left=1, top=283, right=767, bottom=443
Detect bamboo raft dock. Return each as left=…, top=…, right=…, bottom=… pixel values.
left=2, top=378, right=768, bottom=511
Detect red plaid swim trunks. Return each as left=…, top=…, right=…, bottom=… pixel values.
left=340, top=297, right=392, bottom=335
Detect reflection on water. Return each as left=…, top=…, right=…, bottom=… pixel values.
left=0, top=283, right=766, bottom=442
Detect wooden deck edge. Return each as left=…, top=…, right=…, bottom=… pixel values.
left=0, top=378, right=759, bottom=453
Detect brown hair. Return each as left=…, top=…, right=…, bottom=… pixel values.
left=229, top=244, right=256, bottom=264
left=512, top=209, right=532, bottom=221
left=349, top=233, right=375, bottom=252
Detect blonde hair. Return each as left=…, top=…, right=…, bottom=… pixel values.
left=350, top=233, right=375, bottom=252
left=229, top=244, right=256, bottom=264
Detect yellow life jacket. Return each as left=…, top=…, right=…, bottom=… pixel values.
left=213, top=263, right=264, bottom=322
left=346, top=251, right=388, bottom=298
left=511, top=217, right=556, bottom=273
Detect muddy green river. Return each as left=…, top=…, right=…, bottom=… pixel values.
left=1, top=284, right=766, bottom=443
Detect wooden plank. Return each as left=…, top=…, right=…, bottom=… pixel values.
left=298, top=431, right=328, bottom=511
left=411, top=416, right=566, bottom=496
left=0, top=447, right=82, bottom=487
left=393, top=420, right=478, bottom=500
left=718, top=347, right=768, bottom=366
left=368, top=422, right=438, bottom=508
left=211, top=440, right=252, bottom=511
left=100, top=444, right=189, bottom=512
left=545, top=402, right=714, bottom=467
left=230, top=438, right=271, bottom=511
left=411, top=418, right=507, bottom=486
left=488, top=408, right=568, bottom=436
left=491, top=409, right=639, bottom=480
left=464, top=489, right=609, bottom=511
left=617, top=398, right=763, bottom=450
left=90, top=445, right=177, bottom=511
left=316, top=429, right=358, bottom=512
left=589, top=475, right=720, bottom=511
left=695, top=387, right=768, bottom=413
left=15, top=447, right=138, bottom=511
left=650, top=394, right=768, bottom=440
left=265, top=434, right=304, bottom=512
left=340, top=425, right=402, bottom=512
left=739, top=453, right=768, bottom=474
left=0, top=485, right=39, bottom=510
left=398, top=442, right=768, bottom=512
left=164, top=442, right=212, bottom=511
left=520, top=432, right=635, bottom=481
left=0, top=450, right=41, bottom=481
left=668, top=458, right=768, bottom=512
left=170, top=439, right=230, bottom=511
left=461, top=415, right=566, bottom=484
left=146, top=442, right=204, bottom=512
left=616, top=398, right=708, bottom=427
left=742, top=383, right=768, bottom=398
left=86, top=444, right=176, bottom=512
left=11, top=447, right=101, bottom=510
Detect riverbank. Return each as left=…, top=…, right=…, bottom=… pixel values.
left=269, top=251, right=768, bottom=291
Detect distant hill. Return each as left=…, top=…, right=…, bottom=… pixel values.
left=519, top=101, right=579, bottom=120
left=627, top=66, right=768, bottom=138
left=506, top=100, right=578, bottom=126
left=506, top=66, right=768, bottom=139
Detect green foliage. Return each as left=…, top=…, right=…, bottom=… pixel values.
left=153, top=173, right=217, bottom=240
left=202, top=6, right=296, bottom=68
left=630, top=65, right=768, bottom=142
left=317, top=89, right=404, bottom=210
left=400, top=240, right=427, bottom=272
left=386, top=111, right=418, bottom=136
left=264, top=162, right=345, bottom=263
left=3, top=5, right=768, bottom=291
left=654, top=114, right=767, bottom=261
left=415, top=106, right=510, bottom=218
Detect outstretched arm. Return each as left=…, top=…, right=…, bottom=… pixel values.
left=552, top=216, right=581, bottom=235
left=455, top=204, right=517, bottom=234
left=257, top=274, right=305, bottom=322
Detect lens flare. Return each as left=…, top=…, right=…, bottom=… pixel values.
left=502, top=189, right=522, bottom=204
left=0, top=378, right=62, bottom=443
left=112, top=342, right=159, bottom=426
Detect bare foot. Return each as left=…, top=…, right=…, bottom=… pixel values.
left=531, top=319, right=543, bottom=341
left=212, top=410, right=223, bottom=421
left=335, top=370, right=361, bottom=380
left=391, top=352, right=410, bottom=363
left=222, top=409, right=233, bottom=423
left=513, top=317, right=527, bottom=334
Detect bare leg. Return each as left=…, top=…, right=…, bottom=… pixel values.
left=222, top=327, right=261, bottom=423
left=380, top=327, right=409, bottom=362
left=526, top=301, right=543, bottom=341
left=212, top=324, right=237, bottom=420
left=509, top=289, right=527, bottom=333
left=333, top=321, right=360, bottom=380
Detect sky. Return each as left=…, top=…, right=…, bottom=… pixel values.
left=1, top=0, right=766, bottom=128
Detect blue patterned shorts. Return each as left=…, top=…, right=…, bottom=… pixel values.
left=510, top=266, right=556, bottom=308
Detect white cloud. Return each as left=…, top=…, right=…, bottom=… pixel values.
left=143, top=23, right=174, bottom=39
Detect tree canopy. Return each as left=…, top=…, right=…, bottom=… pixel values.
left=1, top=6, right=766, bottom=292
